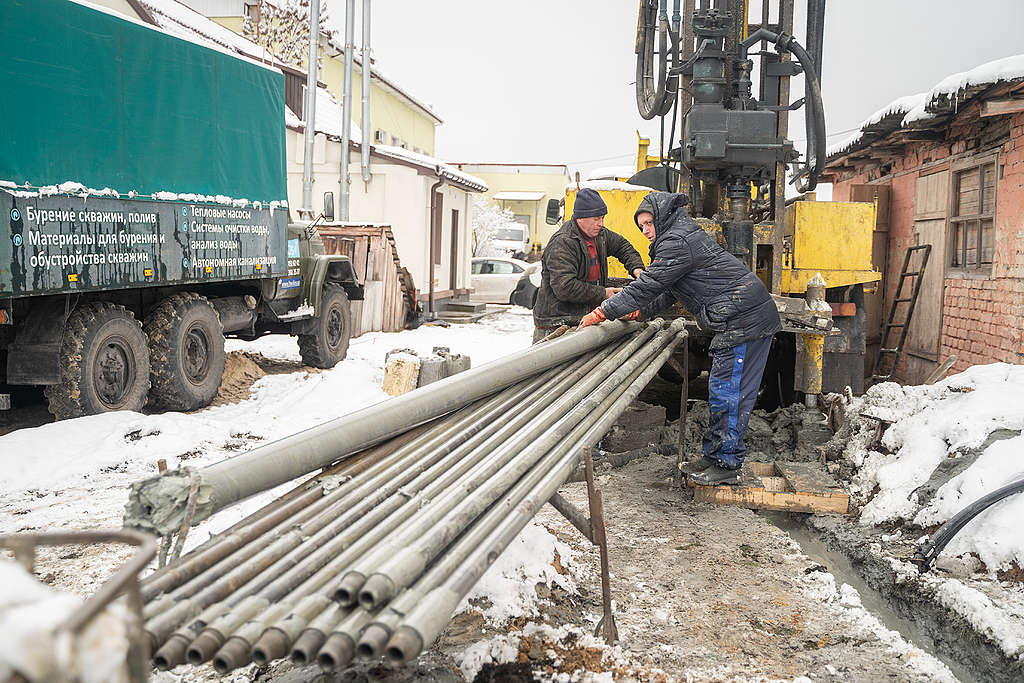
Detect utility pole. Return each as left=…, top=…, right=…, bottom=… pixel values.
left=300, top=0, right=321, bottom=219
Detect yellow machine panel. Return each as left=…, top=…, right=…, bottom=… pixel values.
left=781, top=200, right=881, bottom=294
left=565, top=186, right=653, bottom=277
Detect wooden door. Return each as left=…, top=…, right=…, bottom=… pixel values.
left=905, top=170, right=948, bottom=383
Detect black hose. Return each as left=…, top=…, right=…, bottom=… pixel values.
left=913, top=477, right=1024, bottom=572
left=739, top=28, right=826, bottom=192
left=636, top=0, right=678, bottom=120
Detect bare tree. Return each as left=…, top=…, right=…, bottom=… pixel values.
left=244, top=0, right=331, bottom=71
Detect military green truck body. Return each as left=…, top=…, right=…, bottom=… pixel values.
left=0, top=0, right=361, bottom=418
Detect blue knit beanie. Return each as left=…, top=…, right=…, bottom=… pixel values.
left=572, top=188, right=607, bottom=219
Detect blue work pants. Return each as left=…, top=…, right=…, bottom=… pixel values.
left=702, top=335, right=774, bottom=470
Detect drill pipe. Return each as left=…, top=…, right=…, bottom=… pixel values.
left=334, top=324, right=663, bottom=605
left=189, top=347, right=620, bottom=670
left=162, top=350, right=610, bottom=670
left=147, top=368, right=555, bottom=662
left=353, top=324, right=678, bottom=611
left=386, top=325, right=687, bottom=663
left=125, top=321, right=642, bottom=536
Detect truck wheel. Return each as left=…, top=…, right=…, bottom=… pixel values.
left=299, top=284, right=351, bottom=369
left=145, top=293, right=225, bottom=411
left=44, top=303, right=150, bottom=419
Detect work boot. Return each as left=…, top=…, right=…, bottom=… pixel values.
left=678, top=457, right=714, bottom=476
left=689, top=464, right=740, bottom=486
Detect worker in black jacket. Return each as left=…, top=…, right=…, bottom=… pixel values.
left=580, top=192, right=782, bottom=485
left=532, top=188, right=645, bottom=342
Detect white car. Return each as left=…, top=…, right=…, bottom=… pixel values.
left=491, top=226, right=531, bottom=259
left=470, top=257, right=539, bottom=306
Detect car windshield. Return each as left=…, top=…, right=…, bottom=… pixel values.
left=495, top=228, right=524, bottom=241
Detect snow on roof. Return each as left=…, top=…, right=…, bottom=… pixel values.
left=374, top=144, right=488, bottom=192
left=138, top=0, right=278, bottom=66
left=829, top=53, right=1024, bottom=158
left=493, top=191, right=545, bottom=201
left=586, top=165, right=636, bottom=181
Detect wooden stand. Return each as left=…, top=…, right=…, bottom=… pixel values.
left=689, top=461, right=849, bottom=514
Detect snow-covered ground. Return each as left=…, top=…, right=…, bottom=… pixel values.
left=0, top=308, right=535, bottom=573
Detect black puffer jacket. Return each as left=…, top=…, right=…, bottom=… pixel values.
left=602, top=192, right=781, bottom=350
left=533, top=219, right=645, bottom=328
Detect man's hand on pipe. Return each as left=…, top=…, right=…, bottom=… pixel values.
left=578, top=307, right=607, bottom=329
left=625, top=310, right=642, bottom=322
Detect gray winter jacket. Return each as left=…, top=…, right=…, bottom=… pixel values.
left=601, top=192, right=781, bottom=350
left=533, top=219, right=644, bottom=328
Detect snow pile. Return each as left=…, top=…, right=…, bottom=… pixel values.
left=458, top=521, right=579, bottom=624
left=832, top=363, right=1024, bottom=571
left=827, top=93, right=927, bottom=156
left=799, top=568, right=956, bottom=681
left=0, top=560, right=130, bottom=683
left=931, top=578, right=1024, bottom=659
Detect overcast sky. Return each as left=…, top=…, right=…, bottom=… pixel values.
left=335, top=0, right=1024, bottom=177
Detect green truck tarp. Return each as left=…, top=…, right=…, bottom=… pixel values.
left=0, top=0, right=287, bottom=204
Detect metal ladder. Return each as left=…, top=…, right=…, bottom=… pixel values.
left=870, top=244, right=931, bottom=382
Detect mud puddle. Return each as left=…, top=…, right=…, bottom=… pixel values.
left=765, top=511, right=973, bottom=682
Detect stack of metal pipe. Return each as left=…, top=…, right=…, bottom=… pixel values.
left=137, top=319, right=686, bottom=673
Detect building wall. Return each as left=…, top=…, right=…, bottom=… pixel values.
left=285, top=128, right=473, bottom=299
left=453, top=166, right=571, bottom=248
left=830, top=111, right=1024, bottom=378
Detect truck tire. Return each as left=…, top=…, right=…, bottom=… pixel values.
left=44, top=303, right=150, bottom=420
left=145, top=293, right=225, bottom=411
left=298, top=284, right=351, bottom=369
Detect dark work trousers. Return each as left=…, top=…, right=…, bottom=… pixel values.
left=702, top=335, right=774, bottom=470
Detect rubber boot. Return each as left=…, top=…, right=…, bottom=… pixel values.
left=689, top=464, right=740, bottom=486
left=679, top=457, right=714, bottom=476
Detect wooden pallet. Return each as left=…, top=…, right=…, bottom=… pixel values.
left=689, top=461, right=849, bottom=514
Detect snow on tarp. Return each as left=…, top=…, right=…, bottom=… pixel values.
left=586, top=165, right=636, bottom=181
left=835, top=363, right=1024, bottom=571
left=829, top=53, right=1024, bottom=157
left=375, top=145, right=488, bottom=191
left=567, top=180, right=653, bottom=193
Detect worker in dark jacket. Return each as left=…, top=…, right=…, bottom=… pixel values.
left=532, top=188, right=645, bottom=342
left=580, top=192, right=782, bottom=485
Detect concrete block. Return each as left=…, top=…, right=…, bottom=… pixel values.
left=382, top=352, right=420, bottom=396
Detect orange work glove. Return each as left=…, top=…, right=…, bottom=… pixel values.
left=625, top=310, right=643, bottom=322
left=578, top=306, right=607, bottom=328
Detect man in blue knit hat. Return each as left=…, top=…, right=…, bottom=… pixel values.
left=532, top=188, right=646, bottom=342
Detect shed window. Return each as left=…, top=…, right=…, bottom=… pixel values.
left=949, top=157, right=996, bottom=275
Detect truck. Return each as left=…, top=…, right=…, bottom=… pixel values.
left=0, top=0, right=362, bottom=419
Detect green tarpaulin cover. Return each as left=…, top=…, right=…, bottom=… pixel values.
left=0, top=0, right=287, bottom=204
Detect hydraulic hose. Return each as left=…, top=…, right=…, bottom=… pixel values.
left=635, top=0, right=678, bottom=120
left=740, top=28, right=826, bottom=192
left=913, top=477, right=1024, bottom=572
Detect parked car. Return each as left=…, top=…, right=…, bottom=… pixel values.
left=470, top=257, right=539, bottom=307
left=510, top=263, right=541, bottom=309
left=491, top=226, right=531, bottom=259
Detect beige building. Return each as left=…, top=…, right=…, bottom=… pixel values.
left=449, top=163, right=571, bottom=250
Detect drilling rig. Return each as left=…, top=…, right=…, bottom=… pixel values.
left=560, top=0, right=880, bottom=403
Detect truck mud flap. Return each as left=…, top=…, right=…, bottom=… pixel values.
left=7, top=297, right=74, bottom=385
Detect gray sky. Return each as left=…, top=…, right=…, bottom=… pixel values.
left=342, top=1, right=1024, bottom=177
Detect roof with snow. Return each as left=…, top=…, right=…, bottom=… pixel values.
left=493, top=191, right=545, bottom=201
left=132, top=1, right=440, bottom=123
left=373, top=145, right=488, bottom=193
left=586, top=165, right=636, bottom=181
left=827, top=54, right=1024, bottom=161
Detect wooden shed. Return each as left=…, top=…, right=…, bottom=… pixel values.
left=317, top=224, right=415, bottom=336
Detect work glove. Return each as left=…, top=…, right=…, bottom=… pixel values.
left=625, top=310, right=642, bottom=322
left=578, top=307, right=606, bottom=328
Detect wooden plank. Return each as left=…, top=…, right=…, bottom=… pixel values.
left=692, top=486, right=849, bottom=514
left=350, top=300, right=365, bottom=337
left=776, top=462, right=842, bottom=494
left=354, top=236, right=369, bottom=282
left=981, top=98, right=1024, bottom=118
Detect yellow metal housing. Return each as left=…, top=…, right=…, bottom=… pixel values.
left=781, top=201, right=881, bottom=294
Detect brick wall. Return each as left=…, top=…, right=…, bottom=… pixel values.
left=829, top=108, right=1024, bottom=379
